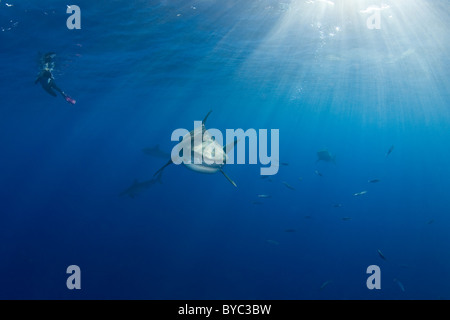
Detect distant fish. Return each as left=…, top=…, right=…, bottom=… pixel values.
left=394, top=278, right=405, bottom=292
left=320, top=280, right=332, bottom=290
left=368, top=179, right=381, bottom=183
left=304, top=215, right=312, bottom=219
left=333, top=203, right=343, bottom=208
left=426, top=219, right=434, bottom=225
left=282, top=182, right=295, bottom=190
left=386, top=145, right=394, bottom=158
left=274, top=160, right=289, bottom=166
left=354, top=191, right=367, bottom=196
left=341, top=217, right=352, bottom=221
left=316, top=149, right=336, bottom=164
left=314, top=170, right=323, bottom=177
left=257, top=194, right=272, bottom=198
left=266, top=240, right=279, bottom=245
left=261, top=176, right=273, bottom=182
left=298, top=177, right=303, bottom=181
left=284, top=229, right=296, bottom=233
left=377, top=249, right=387, bottom=261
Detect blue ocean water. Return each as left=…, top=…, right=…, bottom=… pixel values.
left=0, top=0, right=449, bottom=300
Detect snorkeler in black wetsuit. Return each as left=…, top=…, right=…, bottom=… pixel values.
left=35, top=52, right=76, bottom=105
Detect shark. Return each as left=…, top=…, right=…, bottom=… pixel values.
left=316, top=149, right=336, bottom=164
left=153, top=110, right=238, bottom=187
left=142, top=145, right=171, bottom=159
left=119, top=172, right=162, bottom=198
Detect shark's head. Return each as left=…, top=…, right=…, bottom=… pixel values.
left=181, top=128, right=226, bottom=174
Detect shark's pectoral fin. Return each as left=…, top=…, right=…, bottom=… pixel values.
left=154, top=159, right=173, bottom=177
left=155, top=171, right=163, bottom=184
left=220, top=169, right=237, bottom=188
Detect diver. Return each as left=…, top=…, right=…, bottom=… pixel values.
left=35, top=52, right=76, bottom=105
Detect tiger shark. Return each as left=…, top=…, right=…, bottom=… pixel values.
left=153, top=111, right=238, bottom=187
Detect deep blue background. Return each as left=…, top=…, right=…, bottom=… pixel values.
left=0, top=0, right=449, bottom=299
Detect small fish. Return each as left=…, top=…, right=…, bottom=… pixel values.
left=354, top=191, right=367, bottom=196
left=341, top=217, right=352, bottom=221
left=274, top=160, right=289, bottom=166
left=266, top=240, right=279, bottom=245
left=386, top=145, right=394, bottom=157
left=368, top=179, right=381, bottom=183
left=320, top=280, right=332, bottom=290
left=333, top=203, right=343, bottom=208
left=377, top=249, right=387, bottom=261
left=314, top=170, right=323, bottom=177
left=285, top=229, right=296, bottom=233
left=426, top=219, right=434, bottom=225
left=304, top=215, right=312, bottom=219
left=394, top=278, right=405, bottom=292
left=257, top=194, right=272, bottom=198
left=282, top=182, right=295, bottom=190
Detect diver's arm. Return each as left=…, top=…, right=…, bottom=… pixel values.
left=34, top=72, right=43, bottom=84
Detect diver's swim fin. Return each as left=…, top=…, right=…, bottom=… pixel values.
left=64, top=96, right=76, bottom=105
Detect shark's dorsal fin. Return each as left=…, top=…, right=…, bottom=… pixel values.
left=220, top=169, right=237, bottom=187
left=202, top=110, right=212, bottom=126
left=224, top=139, right=239, bottom=154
